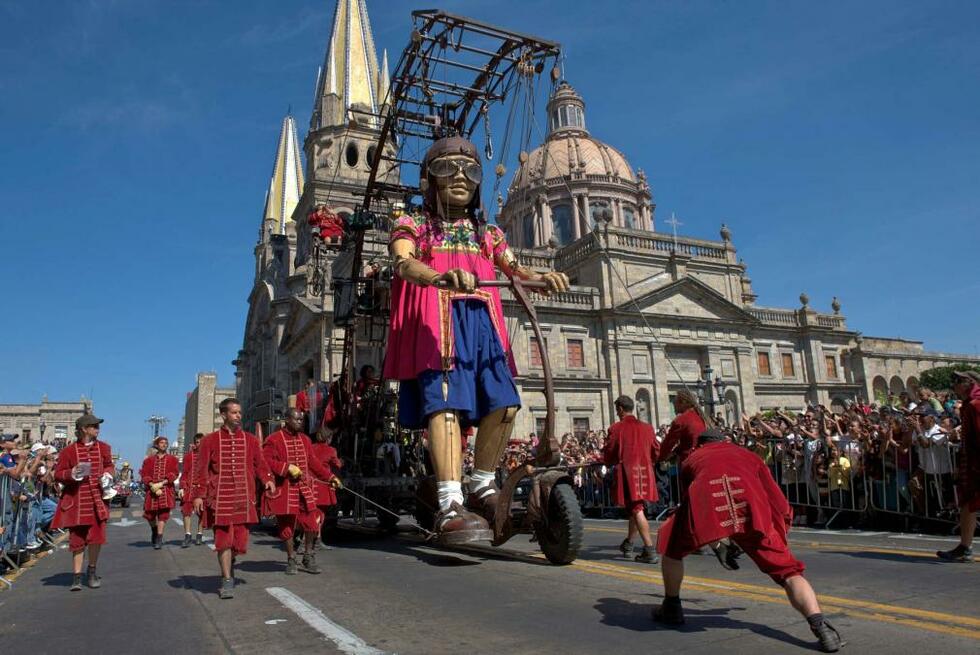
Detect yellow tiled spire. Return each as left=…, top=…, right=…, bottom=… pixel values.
left=313, top=0, right=381, bottom=128
left=263, top=114, right=305, bottom=234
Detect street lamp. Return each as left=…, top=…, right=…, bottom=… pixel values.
left=694, top=365, right=727, bottom=419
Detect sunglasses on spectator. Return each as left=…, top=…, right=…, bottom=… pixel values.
left=428, top=158, right=482, bottom=183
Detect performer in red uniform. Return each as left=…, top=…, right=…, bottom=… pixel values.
left=938, top=370, right=980, bottom=562
left=179, top=433, right=205, bottom=547
left=140, top=436, right=179, bottom=550
left=192, top=398, right=275, bottom=599
left=653, top=428, right=842, bottom=652
left=263, top=408, right=341, bottom=575
left=311, top=429, right=344, bottom=521
left=657, top=389, right=706, bottom=468
left=307, top=204, right=345, bottom=243
left=602, top=395, right=660, bottom=563
left=52, top=414, right=114, bottom=591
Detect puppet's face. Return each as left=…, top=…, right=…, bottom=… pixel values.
left=430, top=153, right=480, bottom=210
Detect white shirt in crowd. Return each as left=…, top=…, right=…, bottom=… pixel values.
left=917, top=425, right=952, bottom=475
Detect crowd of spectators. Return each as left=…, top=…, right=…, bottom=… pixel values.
left=1, top=435, right=61, bottom=574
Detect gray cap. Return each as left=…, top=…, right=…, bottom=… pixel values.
left=75, top=414, right=104, bottom=429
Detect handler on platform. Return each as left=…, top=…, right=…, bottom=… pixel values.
left=51, top=414, right=114, bottom=591
left=192, top=398, right=275, bottom=599
left=263, top=408, right=341, bottom=575
left=602, top=394, right=659, bottom=563
left=384, top=135, right=568, bottom=543
left=139, top=435, right=179, bottom=550
left=653, top=428, right=843, bottom=652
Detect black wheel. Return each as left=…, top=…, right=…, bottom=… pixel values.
left=535, top=482, right=584, bottom=565
left=121, top=497, right=130, bottom=508
left=378, top=508, right=400, bottom=531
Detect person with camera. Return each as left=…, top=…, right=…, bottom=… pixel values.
left=51, top=414, right=114, bottom=591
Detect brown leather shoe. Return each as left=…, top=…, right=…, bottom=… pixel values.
left=435, top=501, right=492, bottom=545
left=466, top=486, right=501, bottom=525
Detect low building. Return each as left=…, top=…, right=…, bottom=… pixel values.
left=0, top=396, right=93, bottom=447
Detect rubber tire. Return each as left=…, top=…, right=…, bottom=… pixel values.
left=535, top=482, right=584, bottom=565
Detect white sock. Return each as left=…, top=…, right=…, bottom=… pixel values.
left=470, top=469, right=496, bottom=497
left=437, top=480, right=464, bottom=512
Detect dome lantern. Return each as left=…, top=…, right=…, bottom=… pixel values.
left=547, top=81, right=587, bottom=135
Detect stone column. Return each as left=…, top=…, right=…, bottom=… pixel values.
left=735, top=347, right=758, bottom=414
left=651, top=344, right=672, bottom=425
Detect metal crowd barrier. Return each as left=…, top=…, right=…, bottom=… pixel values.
left=556, top=436, right=963, bottom=532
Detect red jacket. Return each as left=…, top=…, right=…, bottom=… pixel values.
left=192, top=427, right=273, bottom=526
left=657, top=408, right=706, bottom=465
left=140, top=453, right=179, bottom=511
left=261, top=429, right=334, bottom=516
left=602, top=415, right=659, bottom=505
left=310, top=442, right=343, bottom=506
left=52, top=440, right=113, bottom=528
left=179, top=448, right=196, bottom=500
left=657, top=441, right=792, bottom=557
left=958, top=384, right=980, bottom=507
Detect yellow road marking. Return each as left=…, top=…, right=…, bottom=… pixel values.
left=585, top=526, right=980, bottom=562
left=564, top=556, right=980, bottom=635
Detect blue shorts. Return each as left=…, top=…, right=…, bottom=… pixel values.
left=398, top=299, right=521, bottom=429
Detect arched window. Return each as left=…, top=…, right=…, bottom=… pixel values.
left=551, top=204, right=573, bottom=246
left=345, top=143, right=359, bottom=167
left=622, top=205, right=636, bottom=229
left=522, top=214, right=536, bottom=248
left=366, top=145, right=376, bottom=167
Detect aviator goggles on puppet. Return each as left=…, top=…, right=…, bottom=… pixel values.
left=427, top=156, right=483, bottom=184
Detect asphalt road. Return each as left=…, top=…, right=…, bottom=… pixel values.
left=2, top=506, right=978, bottom=655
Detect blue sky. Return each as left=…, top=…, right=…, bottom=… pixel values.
left=1, top=0, right=978, bottom=465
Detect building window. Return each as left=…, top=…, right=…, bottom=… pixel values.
left=757, top=352, right=771, bottom=376
left=530, top=337, right=545, bottom=367
left=54, top=426, right=68, bottom=442
left=522, top=214, right=535, bottom=248
left=567, top=339, right=585, bottom=368
left=825, top=355, right=838, bottom=379
left=535, top=417, right=546, bottom=437
left=632, top=353, right=649, bottom=375
left=572, top=417, right=590, bottom=438
left=366, top=145, right=377, bottom=167
left=22, top=428, right=31, bottom=442
left=551, top=204, right=573, bottom=245
left=345, top=143, right=359, bottom=167
left=781, top=353, right=795, bottom=377
left=622, top=205, right=636, bottom=229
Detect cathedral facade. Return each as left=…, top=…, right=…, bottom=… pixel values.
left=235, top=0, right=980, bottom=438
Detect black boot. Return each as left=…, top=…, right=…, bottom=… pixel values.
left=285, top=557, right=298, bottom=575
left=810, top=619, right=843, bottom=652
left=70, top=573, right=83, bottom=592
left=86, top=566, right=101, bottom=589
left=619, top=538, right=635, bottom=558
left=153, top=534, right=162, bottom=550
left=936, top=544, right=974, bottom=562
left=195, top=533, right=203, bottom=546
left=634, top=547, right=659, bottom=564
left=651, top=597, right=684, bottom=625
left=181, top=534, right=192, bottom=549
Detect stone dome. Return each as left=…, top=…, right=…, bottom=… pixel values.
left=510, top=81, right=636, bottom=191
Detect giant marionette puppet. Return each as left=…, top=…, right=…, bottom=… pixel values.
left=385, top=136, right=569, bottom=544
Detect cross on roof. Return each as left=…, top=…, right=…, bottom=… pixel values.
left=664, top=212, right=683, bottom=251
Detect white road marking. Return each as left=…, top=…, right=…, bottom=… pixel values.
left=266, top=587, right=387, bottom=655
left=110, top=518, right=140, bottom=527
left=171, top=518, right=183, bottom=525
left=265, top=619, right=288, bottom=625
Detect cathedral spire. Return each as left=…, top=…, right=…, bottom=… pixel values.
left=312, top=0, right=381, bottom=130
left=262, top=114, right=305, bottom=235
left=377, top=48, right=390, bottom=107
